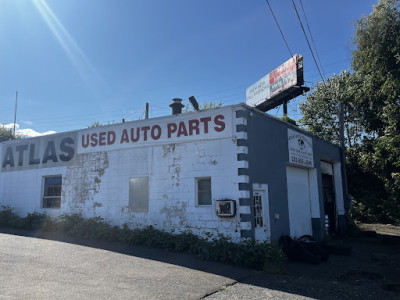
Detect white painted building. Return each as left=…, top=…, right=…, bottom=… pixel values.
left=0, top=103, right=348, bottom=242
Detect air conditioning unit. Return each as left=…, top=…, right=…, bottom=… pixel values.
left=215, top=199, right=236, bottom=217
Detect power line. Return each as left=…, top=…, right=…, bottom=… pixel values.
left=291, top=0, right=325, bottom=84
left=299, top=0, right=326, bottom=79
left=265, top=0, right=294, bottom=58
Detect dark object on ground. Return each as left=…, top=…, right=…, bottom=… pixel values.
left=337, top=270, right=384, bottom=282
left=279, top=235, right=328, bottom=264
left=383, top=283, right=400, bottom=293
left=298, top=235, right=330, bottom=261
left=381, top=234, right=400, bottom=245
left=361, top=230, right=377, bottom=237
left=324, top=242, right=352, bottom=255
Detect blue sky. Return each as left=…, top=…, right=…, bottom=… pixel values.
left=0, top=0, right=376, bottom=136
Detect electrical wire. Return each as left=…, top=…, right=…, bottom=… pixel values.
left=265, top=0, right=294, bottom=58
left=291, top=0, right=326, bottom=85
left=299, top=0, right=326, bottom=79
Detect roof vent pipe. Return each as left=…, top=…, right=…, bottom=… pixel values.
left=170, top=98, right=185, bottom=115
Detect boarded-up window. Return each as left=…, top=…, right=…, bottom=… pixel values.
left=196, top=177, right=212, bottom=206
left=43, top=176, right=62, bottom=208
left=129, top=177, right=149, bottom=212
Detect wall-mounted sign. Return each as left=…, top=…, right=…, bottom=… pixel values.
left=77, top=107, right=232, bottom=154
left=288, top=129, right=313, bottom=168
left=1, top=107, right=234, bottom=172
left=1, top=132, right=77, bottom=172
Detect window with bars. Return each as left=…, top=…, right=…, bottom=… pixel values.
left=253, top=192, right=263, bottom=227
left=43, top=176, right=62, bottom=208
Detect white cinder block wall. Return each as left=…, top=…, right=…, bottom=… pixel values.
left=0, top=165, right=67, bottom=218
left=0, top=106, right=244, bottom=241
left=61, top=139, right=242, bottom=240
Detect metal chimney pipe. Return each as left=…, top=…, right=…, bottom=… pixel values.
left=169, top=98, right=185, bottom=115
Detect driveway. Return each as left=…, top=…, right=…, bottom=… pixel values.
left=2, top=227, right=400, bottom=299
left=0, top=232, right=253, bottom=299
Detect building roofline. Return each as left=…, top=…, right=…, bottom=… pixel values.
left=236, top=102, right=341, bottom=149
left=1, top=102, right=339, bottom=149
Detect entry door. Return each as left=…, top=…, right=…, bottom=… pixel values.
left=286, top=166, right=313, bottom=238
left=253, top=187, right=270, bottom=241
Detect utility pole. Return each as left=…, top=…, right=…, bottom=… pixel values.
left=13, top=91, right=18, bottom=138
left=338, top=101, right=350, bottom=230
left=338, top=102, right=345, bottom=149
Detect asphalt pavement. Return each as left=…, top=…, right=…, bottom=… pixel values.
left=0, top=232, right=254, bottom=299
left=0, top=230, right=322, bottom=299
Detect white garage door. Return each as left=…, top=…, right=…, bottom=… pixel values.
left=286, top=166, right=313, bottom=238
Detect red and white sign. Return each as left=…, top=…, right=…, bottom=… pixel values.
left=269, top=56, right=298, bottom=98
left=246, top=55, right=302, bottom=108
left=77, top=107, right=234, bottom=154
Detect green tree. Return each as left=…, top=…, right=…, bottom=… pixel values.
left=352, top=0, right=400, bottom=136
left=279, top=115, right=298, bottom=126
left=301, top=0, right=400, bottom=224
left=0, top=126, right=16, bottom=142
left=300, top=71, right=363, bottom=148
left=352, top=0, right=400, bottom=223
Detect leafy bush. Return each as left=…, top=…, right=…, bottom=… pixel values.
left=0, top=206, right=21, bottom=228
left=22, top=212, right=48, bottom=230
left=0, top=208, right=285, bottom=273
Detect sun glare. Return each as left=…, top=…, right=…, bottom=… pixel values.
left=31, top=0, right=99, bottom=83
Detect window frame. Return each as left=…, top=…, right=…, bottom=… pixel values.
left=42, top=175, right=62, bottom=209
left=196, top=177, right=212, bottom=206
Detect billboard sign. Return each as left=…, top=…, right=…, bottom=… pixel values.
left=269, top=55, right=299, bottom=98
left=245, top=74, right=270, bottom=108
left=246, top=55, right=304, bottom=110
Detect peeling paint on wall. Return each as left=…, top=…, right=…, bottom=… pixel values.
left=63, top=152, right=109, bottom=213
left=162, top=144, right=176, bottom=158
left=0, top=106, right=244, bottom=242
left=209, top=159, right=218, bottom=165
left=160, top=201, right=188, bottom=229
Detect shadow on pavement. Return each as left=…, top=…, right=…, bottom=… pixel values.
left=1, top=227, right=400, bottom=300
left=0, top=227, right=254, bottom=283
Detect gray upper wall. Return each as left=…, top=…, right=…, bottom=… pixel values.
left=240, top=104, right=343, bottom=240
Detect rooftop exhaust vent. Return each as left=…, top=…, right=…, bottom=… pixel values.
left=169, top=98, right=185, bottom=115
